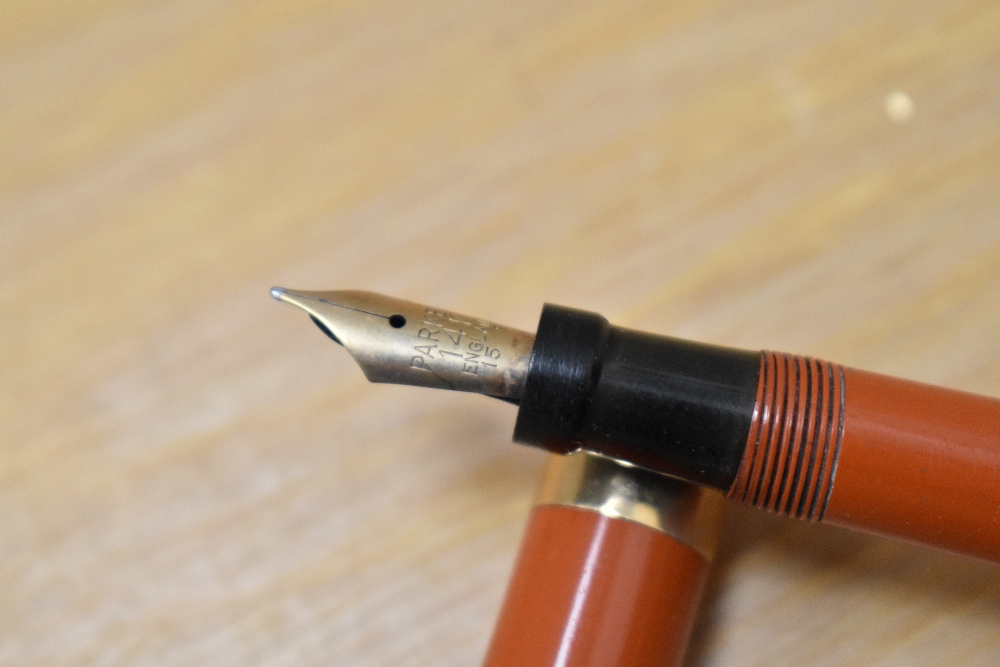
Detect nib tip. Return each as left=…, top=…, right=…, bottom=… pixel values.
left=270, top=286, right=287, bottom=301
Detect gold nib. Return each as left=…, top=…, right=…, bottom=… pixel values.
left=270, top=288, right=534, bottom=401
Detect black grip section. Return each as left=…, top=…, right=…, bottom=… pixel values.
left=512, top=304, right=611, bottom=451
left=513, top=304, right=760, bottom=489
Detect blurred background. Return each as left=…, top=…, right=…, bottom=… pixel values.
left=3, top=0, right=1000, bottom=664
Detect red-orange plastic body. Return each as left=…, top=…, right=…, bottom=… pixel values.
left=731, top=352, right=1000, bottom=562
left=483, top=504, right=709, bottom=667
left=828, top=368, right=1000, bottom=560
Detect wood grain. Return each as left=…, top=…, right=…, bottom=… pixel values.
left=3, top=1, right=1000, bottom=664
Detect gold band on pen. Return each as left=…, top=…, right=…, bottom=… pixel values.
left=535, top=451, right=723, bottom=558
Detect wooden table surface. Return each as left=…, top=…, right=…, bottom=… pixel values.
left=4, top=1, right=1000, bottom=664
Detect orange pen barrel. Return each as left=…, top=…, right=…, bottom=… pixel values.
left=485, top=452, right=721, bottom=667
left=729, top=353, right=1000, bottom=563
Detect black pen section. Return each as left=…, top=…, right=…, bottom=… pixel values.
left=513, top=304, right=761, bottom=489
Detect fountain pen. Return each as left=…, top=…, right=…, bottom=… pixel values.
left=270, top=288, right=1000, bottom=564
